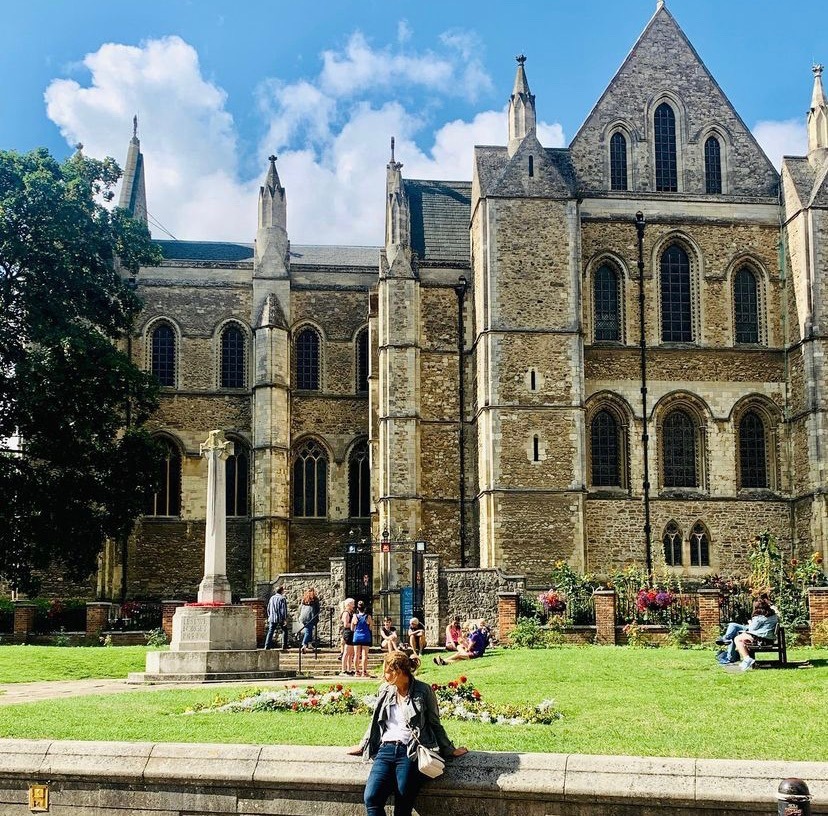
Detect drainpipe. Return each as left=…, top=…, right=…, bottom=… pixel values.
left=456, top=276, right=468, bottom=566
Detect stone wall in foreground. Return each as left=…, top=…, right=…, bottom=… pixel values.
left=0, top=739, right=825, bottom=815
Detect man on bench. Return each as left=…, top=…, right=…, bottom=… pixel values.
left=716, top=596, right=779, bottom=671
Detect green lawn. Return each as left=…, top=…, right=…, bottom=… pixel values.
left=0, top=645, right=152, bottom=683
left=0, top=645, right=825, bottom=759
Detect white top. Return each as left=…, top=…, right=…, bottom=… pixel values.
left=381, top=697, right=413, bottom=744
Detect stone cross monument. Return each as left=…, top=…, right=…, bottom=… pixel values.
left=198, top=430, right=234, bottom=604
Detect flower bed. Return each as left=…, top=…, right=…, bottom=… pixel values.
left=185, top=677, right=563, bottom=726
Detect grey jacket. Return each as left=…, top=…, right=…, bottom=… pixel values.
left=746, top=613, right=779, bottom=641
left=361, top=677, right=456, bottom=760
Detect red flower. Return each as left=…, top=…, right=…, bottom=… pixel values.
left=472, top=690, right=481, bottom=700
left=448, top=681, right=457, bottom=688
left=431, top=683, right=438, bottom=690
left=336, top=684, right=343, bottom=691
left=291, top=703, right=298, bottom=710
left=459, top=676, right=467, bottom=683
left=310, top=699, right=319, bottom=706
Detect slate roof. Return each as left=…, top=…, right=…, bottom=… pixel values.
left=474, top=143, right=575, bottom=199
left=156, top=240, right=254, bottom=262
left=155, top=240, right=379, bottom=268
left=404, top=180, right=471, bottom=265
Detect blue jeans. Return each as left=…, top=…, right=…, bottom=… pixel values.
left=718, top=622, right=746, bottom=663
left=301, top=624, right=315, bottom=649
left=364, top=741, right=424, bottom=816
left=264, top=621, right=288, bottom=650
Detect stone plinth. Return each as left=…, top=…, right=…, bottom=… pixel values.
left=170, top=604, right=256, bottom=652
left=130, top=604, right=290, bottom=683
left=131, top=647, right=285, bottom=683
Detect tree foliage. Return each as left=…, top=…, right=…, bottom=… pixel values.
left=0, top=148, right=162, bottom=594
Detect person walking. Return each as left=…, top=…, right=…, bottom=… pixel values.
left=351, top=599, right=374, bottom=677
left=298, top=587, right=321, bottom=654
left=264, top=585, right=289, bottom=651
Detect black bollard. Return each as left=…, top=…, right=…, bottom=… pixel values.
left=778, top=778, right=811, bottom=816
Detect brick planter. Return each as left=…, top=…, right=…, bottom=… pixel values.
left=697, top=589, right=721, bottom=644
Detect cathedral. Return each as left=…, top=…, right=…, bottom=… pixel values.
left=102, top=2, right=828, bottom=601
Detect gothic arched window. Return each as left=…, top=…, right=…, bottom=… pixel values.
left=663, top=521, right=682, bottom=566
left=662, top=409, right=697, bottom=487
left=293, top=439, right=327, bottom=517
left=739, top=411, right=768, bottom=489
left=654, top=102, right=678, bottom=192
left=734, top=266, right=760, bottom=344
left=151, top=323, right=176, bottom=387
left=610, top=131, right=628, bottom=191
left=220, top=324, right=246, bottom=388
left=355, top=328, right=369, bottom=394
left=348, top=440, right=371, bottom=518
left=145, top=438, right=181, bottom=516
left=704, top=136, right=722, bottom=194
left=690, top=521, right=710, bottom=567
left=590, top=409, right=622, bottom=487
left=594, top=264, right=621, bottom=342
left=226, top=443, right=249, bottom=517
left=660, top=244, right=693, bottom=342
left=296, top=327, right=321, bottom=391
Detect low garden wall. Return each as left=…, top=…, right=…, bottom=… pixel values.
left=0, top=739, right=825, bottom=815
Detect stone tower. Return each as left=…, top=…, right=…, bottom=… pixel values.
left=376, top=145, right=423, bottom=540
left=471, top=58, right=586, bottom=580
left=781, top=65, right=828, bottom=566
left=251, top=156, right=292, bottom=582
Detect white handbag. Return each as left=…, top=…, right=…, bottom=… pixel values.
left=415, top=743, right=445, bottom=778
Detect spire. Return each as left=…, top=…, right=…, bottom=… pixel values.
left=384, top=136, right=411, bottom=270
left=255, top=154, right=289, bottom=275
left=258, top=154, right=286, bottom=231
left=508, top=55, right=536, bottom=157
left=808, top=64, right=828, bottom=162
left=118, top=115, right=148, bottom=225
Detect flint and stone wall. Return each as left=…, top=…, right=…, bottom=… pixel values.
left=0, top=740, right=825, bottom=816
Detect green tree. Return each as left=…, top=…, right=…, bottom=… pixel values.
left=0, top=148, right=161, bottom=595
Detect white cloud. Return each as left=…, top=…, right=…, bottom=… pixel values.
left=752, top=118, right=808, bottom=168
left=45, top=36, right=256, bottom=241
left=44, top=31, right=565, bottom=246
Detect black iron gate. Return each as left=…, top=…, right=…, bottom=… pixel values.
left=343, top=533, right=428, bottom=633
left=344, top=537, right=374, bottom=612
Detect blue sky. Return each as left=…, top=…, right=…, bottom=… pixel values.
left=3, top=1, right=826, bottom=244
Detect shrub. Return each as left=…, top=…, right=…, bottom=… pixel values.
left=667, top=621, right=692, bottom=649
left=623, top=621, right=647, bottom=648
left=145, top=628, right=168, bottom=648
left=508, top=616, right=546, bottom=648
left=811, top=620, right=828, bottom=649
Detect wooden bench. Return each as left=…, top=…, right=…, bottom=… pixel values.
left=747, top=624, right=787, bottom=667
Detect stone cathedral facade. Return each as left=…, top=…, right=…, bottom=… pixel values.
left=102, top=3, right=828, bottom=600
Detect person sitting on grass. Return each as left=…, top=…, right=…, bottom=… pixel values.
left=716, top=596, right=778, bottom=670
left=433, top=621, right=489, bottom=665
left=444, top=616, right=463, bottom=651
left=408, top=617, right=427, bottom=655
